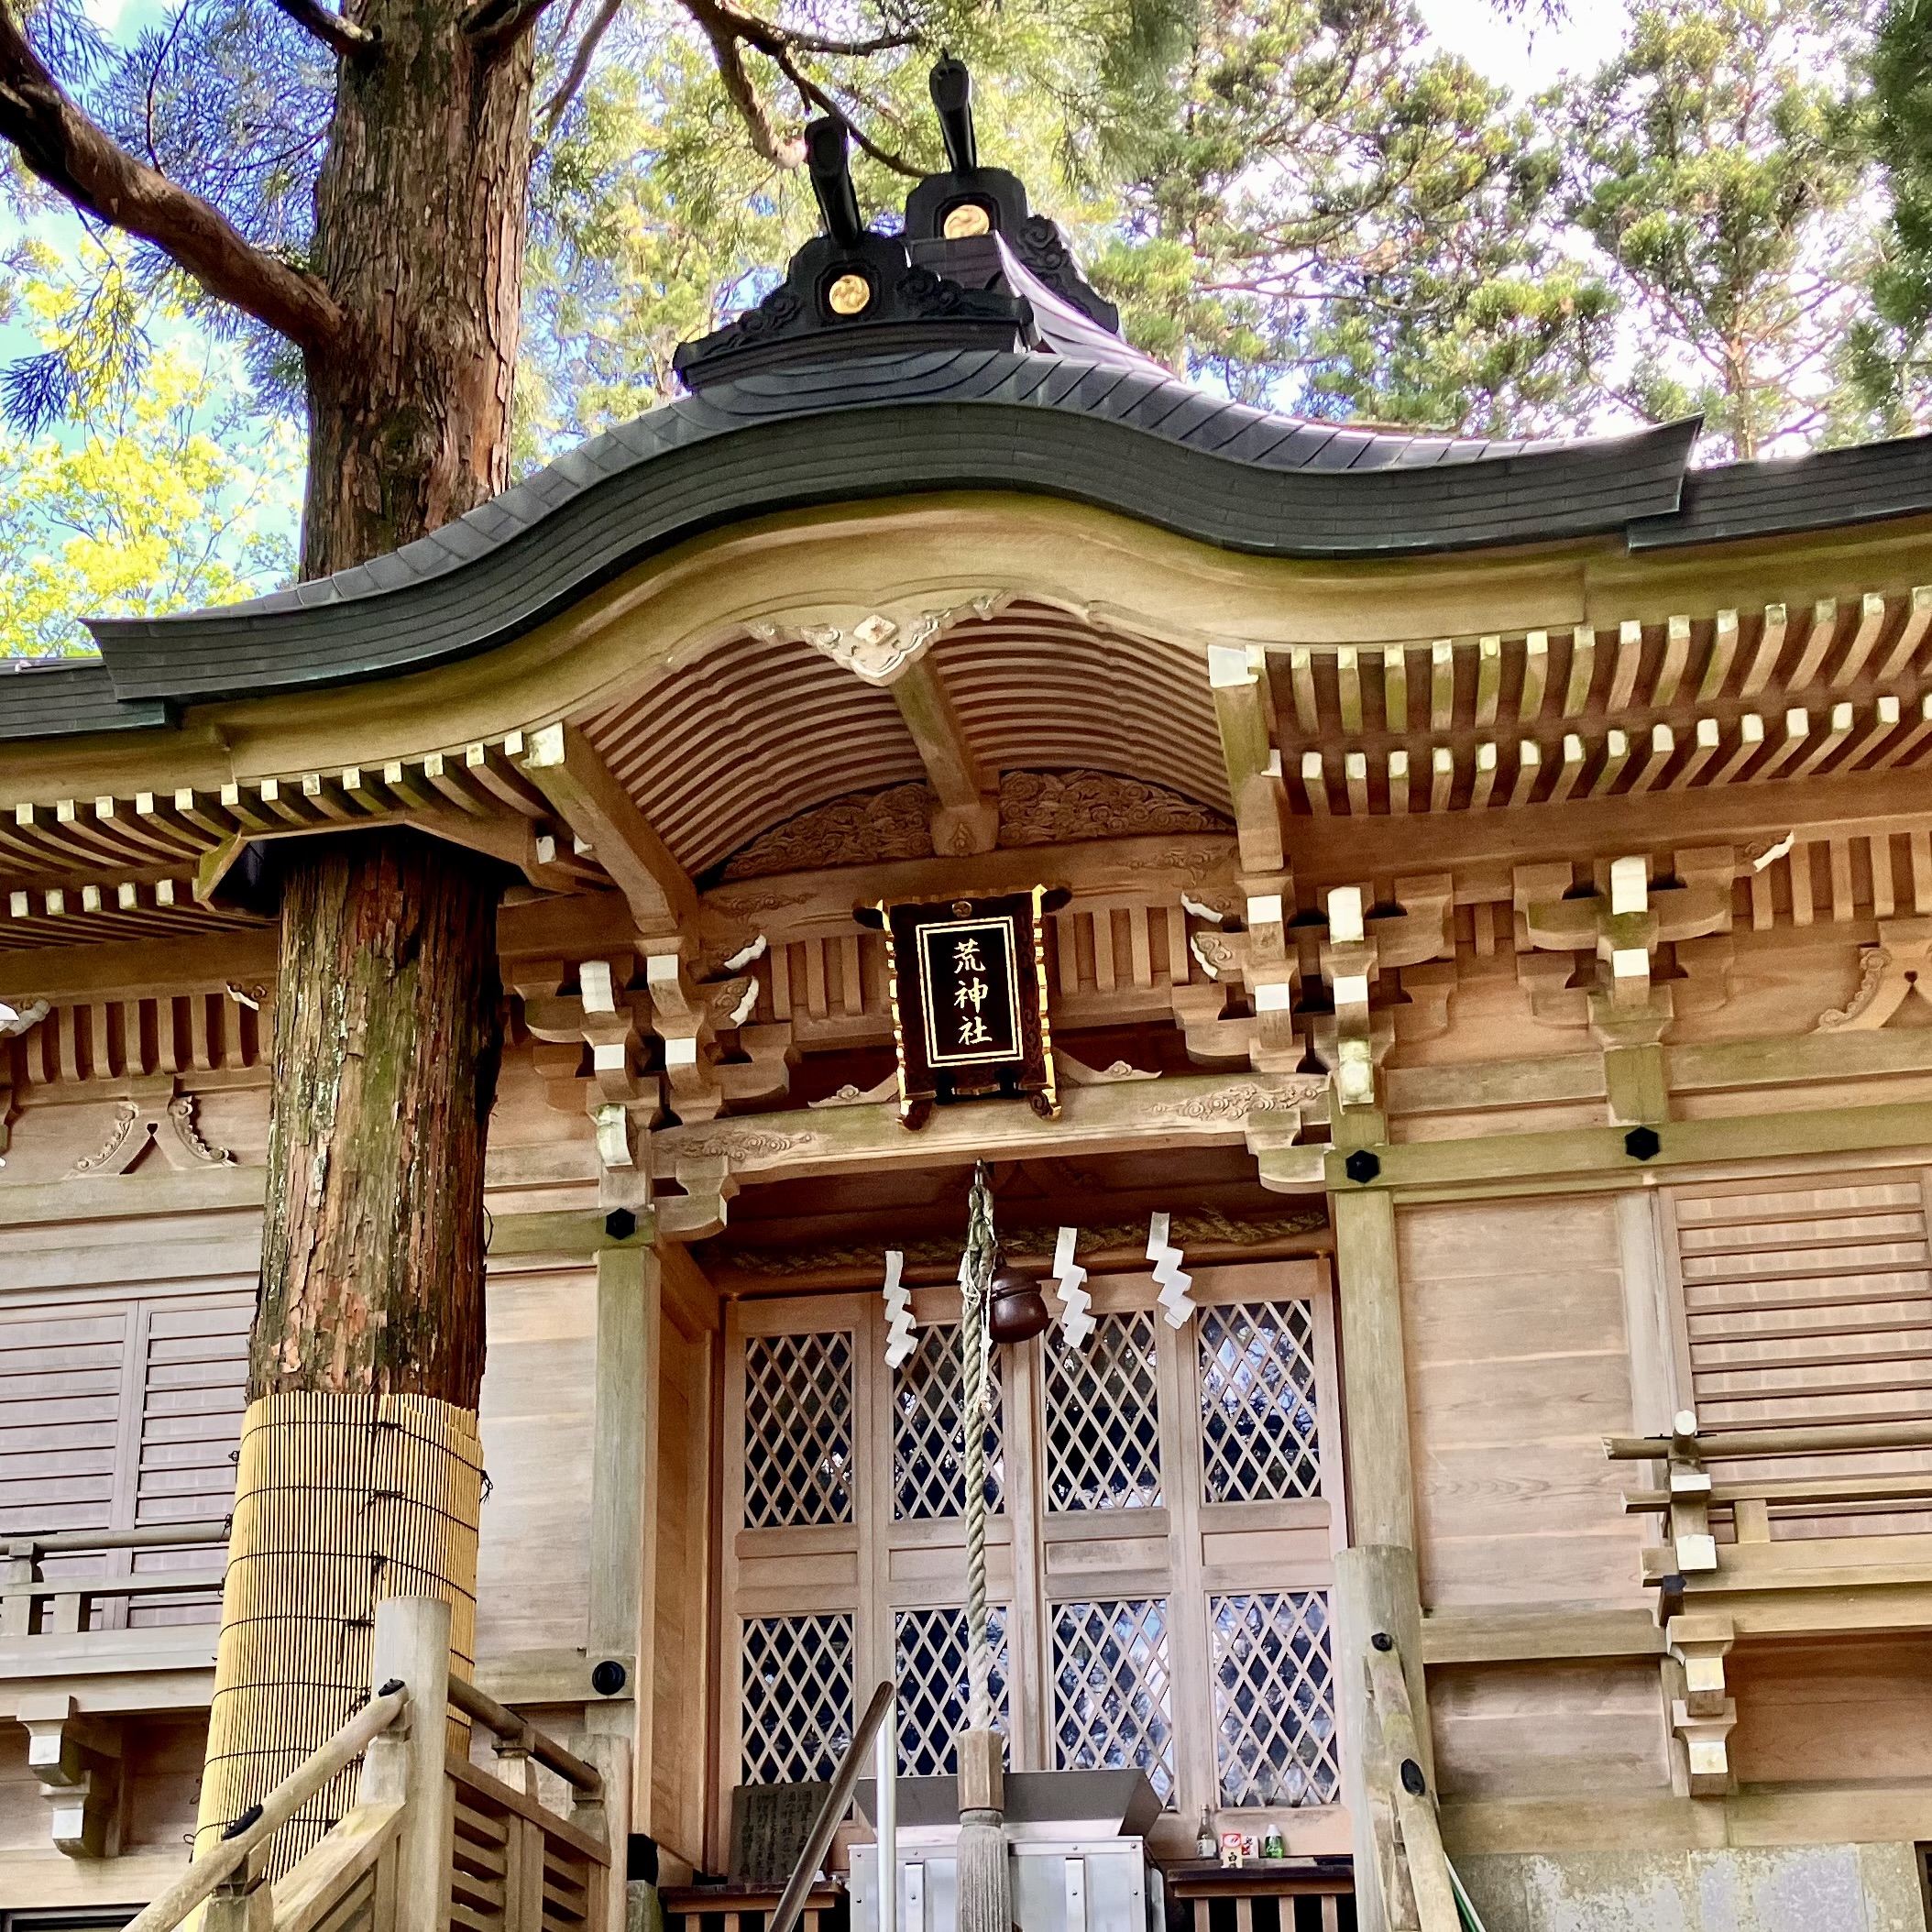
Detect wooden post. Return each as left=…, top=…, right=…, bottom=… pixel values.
left=584, top=1243, right=656, bottom=1931
left=1329, top=1181, right=1429, bottom=1932
left=1329, top=1187, right=1417, bottom=1551
left=363, top=1596, right=456, bottom=1932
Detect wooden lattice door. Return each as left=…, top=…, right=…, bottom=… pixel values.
left=717, top=1256, right=1348, bottom=1862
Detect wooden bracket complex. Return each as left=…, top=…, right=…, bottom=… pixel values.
left=18, top=1695, right=123, bottom=1858
left=1665, top=1613, right=1737, bottom=1798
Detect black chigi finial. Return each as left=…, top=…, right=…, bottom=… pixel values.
left=929, top=56, right=978, bottom=174
left=805, top=116, right=865, bottom=247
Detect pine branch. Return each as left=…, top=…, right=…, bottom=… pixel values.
left=0, top=0, right=342, bottom=351
left=539, top=0, right=620, bottom=135
left=767, top=43, right=918, bottom=178
left=265, top=0, right=379, bottom=63
left=688, top=0, right=804, bottom=169
left=677, top=0, right=919, bottom=175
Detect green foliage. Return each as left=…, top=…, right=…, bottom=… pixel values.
left=0, top=254, right=298, bottom=654
left=1855, top=0, right=1932, bottom=426
left=1560, top=0, right=1872, bottom=457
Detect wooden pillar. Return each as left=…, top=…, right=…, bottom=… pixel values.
left=1330, top=1187, right=1416, bottom=1552
left=362, top=1596, right=456, bottom=1932
left=1329, top=1179, right=1429, bottom=1932
left=584, top=1244, right=659, bottom=1931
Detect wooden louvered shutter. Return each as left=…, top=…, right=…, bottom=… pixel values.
left=1662, top=1171, right=1932, bottom=1539
left=126, top=1296, right=253, bottom=1622
left=0, top=1291, right=252, bottom=1622
left=0, top=1308, right=132, bottom=1537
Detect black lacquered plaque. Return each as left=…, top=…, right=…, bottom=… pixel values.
left=880, top=888, right=1058, bottom=1126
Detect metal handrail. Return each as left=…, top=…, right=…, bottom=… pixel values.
left=123, top=1683, right=410, bottom=1932
left=771, top=1679, right=896, bottom=1932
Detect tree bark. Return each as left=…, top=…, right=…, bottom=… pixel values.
left=299, top=0, right=533, bottom=578
left=250, top=828, right=504, bottom=1406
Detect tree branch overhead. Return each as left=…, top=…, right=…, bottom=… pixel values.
left=266, top=0, right=379, bottom=64
left=0, top=0, right=343, bottom=351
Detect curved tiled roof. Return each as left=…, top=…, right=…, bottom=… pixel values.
left=72, top=348, right=1697, bottom=714
left=1, top=345, right=1927, bottom=747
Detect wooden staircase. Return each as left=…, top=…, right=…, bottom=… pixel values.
left=119, top=1597, right=613, bottom=1932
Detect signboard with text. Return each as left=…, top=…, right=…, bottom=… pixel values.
left=878, top=888, right=1059, bottom=1127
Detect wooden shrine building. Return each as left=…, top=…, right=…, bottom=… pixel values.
left=2, top=75, right=1932, bottom=1932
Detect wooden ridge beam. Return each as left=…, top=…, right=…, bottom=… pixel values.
left=519, top=722, right=697, bottom=937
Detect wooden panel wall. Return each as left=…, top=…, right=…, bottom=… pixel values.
left=1728, top=1633, right=1932, bottom=1784
left=475, top=1260, right=597, bottom=1662
left=1399, top=1197, right=1644, bottom=1609
left=1427, top=1660, right=1668, bottom=1800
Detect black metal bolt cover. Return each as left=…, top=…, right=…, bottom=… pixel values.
left=1400, top=1758, right=1428, bottom=1797
left=1624, top=1125, right=1662, bottom=1161
left=604, top=1208, right=637, bottom=1241
left=1344, top=1148, right=1381, bottom=1184
left=1369, top=1631, right=1394, bottom=1652
left=591, top=1659, right=628, bottom=1696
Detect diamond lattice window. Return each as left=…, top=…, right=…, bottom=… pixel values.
left=1050, top=1597, right=1176, bottom=1804
left=1210, top=1591, right=1338, bottom=1807
left=893, top=1323, right=1004, bottom=1520
left=1044, top=1311, right=1161, bottom=1511
left=741, top=1331, right=854, bottom=1529
left=1199, top=1301, right=1322, bottom=1504
left=740, top=1612, right=854, bottom=1785
left=894, top=1604, right=1011, bottom=1776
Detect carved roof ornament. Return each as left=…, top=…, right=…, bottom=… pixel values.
left=672, top=63, right=1121, bottom=391
left=0, top=998, right=48, bottom=1037
left=68, top=1084, right=234, bottom=1179
left=1815, top=918, right=1932, bottom=1031
left=748, top=592, right=1009, bottom=687
left=998, top=771, right=1231, bottom=846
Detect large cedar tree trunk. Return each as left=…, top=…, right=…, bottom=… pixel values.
left=251, top=831, right=504, bottom=1406
left=300, top=0, right=533, bottom=577
left=200, top=0, right=533, bottom=1861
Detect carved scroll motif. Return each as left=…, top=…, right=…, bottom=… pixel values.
left=1814, top=920, right=1932, bottom=1031
left=69, top=1090, right=234, bottom=1178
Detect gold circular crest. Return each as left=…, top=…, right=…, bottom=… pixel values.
left=827, top=273, right=872, bottom=315
left=942, top=202, right=993, bottom=239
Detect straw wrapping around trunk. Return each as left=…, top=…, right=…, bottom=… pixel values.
left=193, top=1390, right=483, bottom=1878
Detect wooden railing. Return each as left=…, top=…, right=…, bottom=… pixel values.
left=446, top=1673, right=610, bottom=1932
left=1611, top=1413, right=1932, bottom=1564
left=1610, top=1413, right=1932, bottom=1794
left=1356, top=1631, right=1470, bottom=1932
left=117, top=1597, right=609, bottom=1932
left=2, top=1521, right=229, bottom=1637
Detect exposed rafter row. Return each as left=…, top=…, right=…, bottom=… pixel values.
left=1274, top=587, right=1932, bottom=818
left=0, top=740, right=612, bottom=950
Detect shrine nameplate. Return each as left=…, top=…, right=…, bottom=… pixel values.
left=876, top=888, right=1059, bottom=1126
